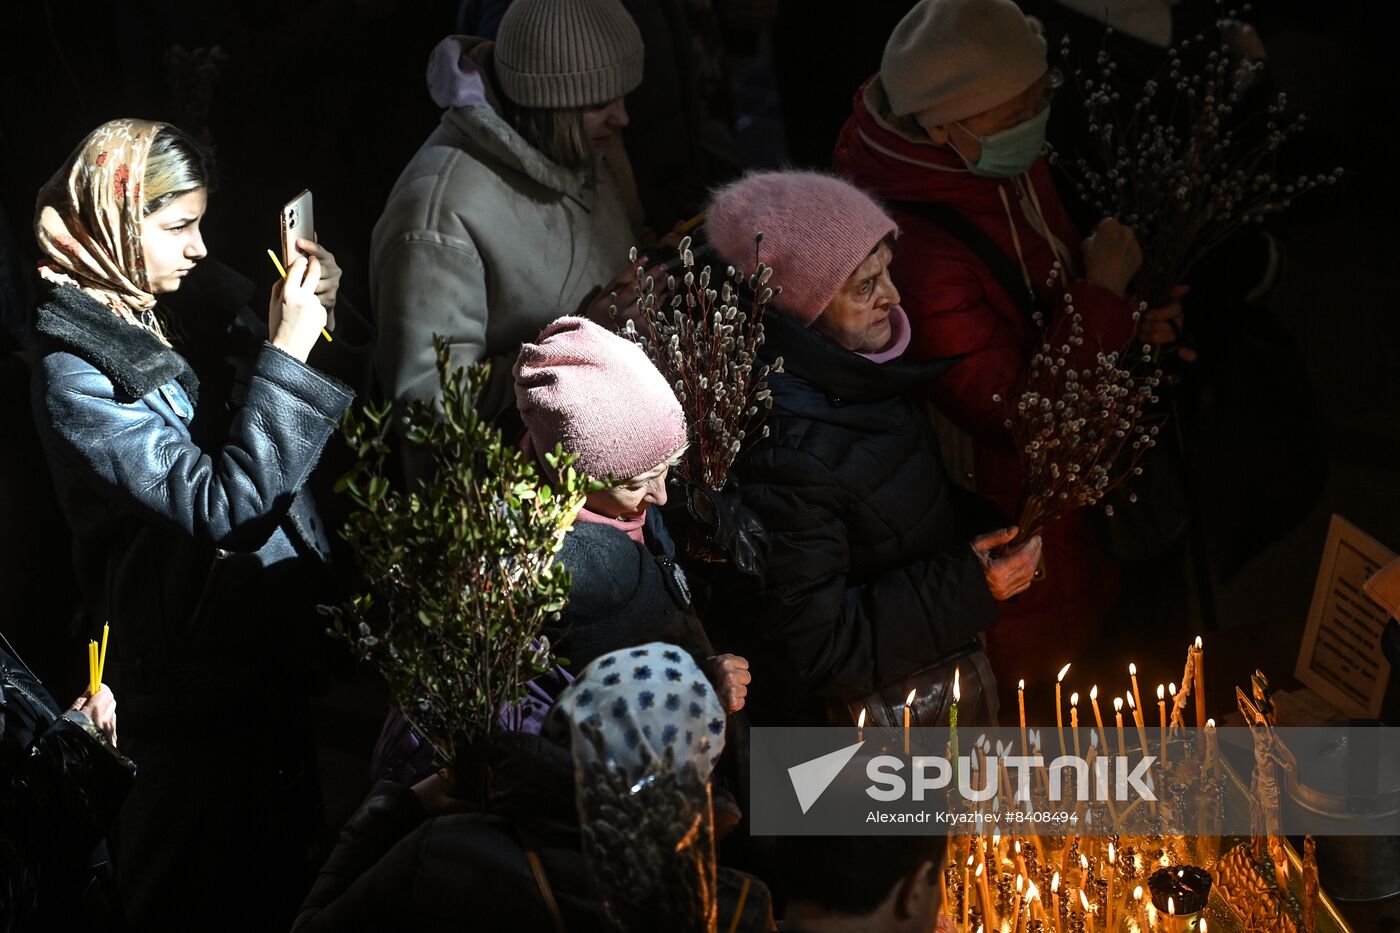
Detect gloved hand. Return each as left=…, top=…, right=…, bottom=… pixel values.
left=683, top=479, right=768, bottom=578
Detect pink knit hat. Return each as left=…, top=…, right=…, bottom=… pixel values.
left=514, top=317, right=688, bottom=481
left=704, top=171, right=898, bottom=326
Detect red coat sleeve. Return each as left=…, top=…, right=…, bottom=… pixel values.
left=893, top=228, right=1138, bottom=454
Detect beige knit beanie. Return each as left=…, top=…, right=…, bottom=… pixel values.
left=495, top=0, right=645, bottom=109
left=881, top=0, right=1047, bottom=128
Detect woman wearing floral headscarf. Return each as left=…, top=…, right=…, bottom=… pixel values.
left=29, top=118, right=353, bottom=930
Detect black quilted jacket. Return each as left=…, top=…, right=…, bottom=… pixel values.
left=717, top=314, right=1003, bottom=725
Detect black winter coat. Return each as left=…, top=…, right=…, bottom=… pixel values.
left=548, top=510, right=712, bottom=671
left=28, top=282, right=355, bottom=930
left=719, top=314, right=1003, bottom=725
left=293, top=732, right=774, bottom=932
left=30, top=283, right=353, bottom=692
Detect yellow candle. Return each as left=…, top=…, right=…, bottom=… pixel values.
left=1055, top=663, right=1071, bottom=758
left=1157, top=684, right=1168, bottom=771
left=98, top=622, right=110, bottom=684
left=1081, top=888, right=1095, bottom=933
left=1129, top=662, right=1144, bottom=724
left=1114, top=697, right=1126, bottom=759
left=1070, top=693, right=1081, bottom=760
left=1193, top=637, right=1207, bottom=730
left=1018, top=678, right=1028, bottom=759
left=1051, top=872, right=1063, bottom=933
left=1126, top=691, right=1149, bottom=754
left=87, top=640, right=99, bottom=695
left=903, top=687, right=916, bottom=756
left=964, top=854, right=973, bottom=929
left=1107, top=842, right=1117, bottom=931
left=976, top=861, right=995, bottom=931
left=1089, top=686, right=1110, bottom=759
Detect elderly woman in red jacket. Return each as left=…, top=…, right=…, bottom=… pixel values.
left=833, top=0, right=1185, bottom=682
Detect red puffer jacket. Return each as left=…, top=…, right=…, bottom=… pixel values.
left=834, top=78, right=1139, bottom=684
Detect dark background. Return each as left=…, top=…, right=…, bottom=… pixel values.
left=1, top=0, right=1398, bottom=910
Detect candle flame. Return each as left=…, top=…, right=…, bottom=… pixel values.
left=1080, top=854, right=1089, bottom=871
left=1017, top=875, right=1025, bottom=893
left=1091, top=685, right=1099, bottom=701
left=1157, top=684, right=1166, bottom=700
left=1058, top=663, right=1071, bottom=682
left=904, top=687, right=917, bottom=707
left=1207, top=718, right=1216, bottom=728
left=1114, top=697, right=1123, bottom=712
left=1027, top=881, right=1039, bottom=901
left=953, top=667, right=961, bottom=701
left=1129, top=662, right=1137, bottom=676
left=1201, top=919, right=1208, bottom=932
left=1168, top=896, right=1175, bottom=915
left=1134, top=886, right=1143, bottom=901
left=1051, top=872, right=1060, bottom=893
left=1071, top=692, right=1079, bottom=706
left=1109, top=842, right=1116, bottom=863
left=1018, top=678, right=1025, bottom=690
left=1015, top=840, right=1022, bottom=854
left=1080, top=890, right=1091, bottom=910
left=1195, top=636, right=1203, bottom=650
left=1126, top=692, right=1136, bottom=710
left=967, top=854, right=975, bottom=867
left=976, top=862, right=984, bottom=879
left=857, top=708, right=866, bottom=729
left=1170, top=682, right=1177, bottom=696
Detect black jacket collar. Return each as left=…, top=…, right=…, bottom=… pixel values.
left=758, top=312, right=958, bottom=404
left=34, top=285, right=199, bottom=403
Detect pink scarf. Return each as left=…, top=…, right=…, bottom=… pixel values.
left=574, top=507, right=647, bottom=544
left=858, top=304, right=912, bottom=363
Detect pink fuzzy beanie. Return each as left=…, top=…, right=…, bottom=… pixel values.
left=704, top=171, right=898, bottom=326
left=514, top=317, right=688, bottom=481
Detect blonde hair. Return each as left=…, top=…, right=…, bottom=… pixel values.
left=143, top=126, right=214, bottom=216
left=509, top=104, right=598, bottom=188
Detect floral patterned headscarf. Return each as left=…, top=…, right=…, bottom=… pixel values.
left=34, top=118, right=171, bottom=337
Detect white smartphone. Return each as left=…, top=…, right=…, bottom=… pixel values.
left=280, top=189, right=314, bottom=268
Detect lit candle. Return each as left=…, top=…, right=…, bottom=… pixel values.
left=964, top=853, right=973, bottom=929
left=1157, top=684, right=1168, bottom=771
left=857, top=706, right=866, bottom=744
left=1193, top=637, right=1207, bottom=729
left=1018, top=678, right=1029, bottom=759
left=1129, top=662, right=1144, bottom=725
left=1114, top=697, right=1126, bottom=759
left=1107, top=842, right=1117, bottom=932
left=1081, top=888, right=1095, bottom=933
left=976, top=860, right=996, bottom=932
left=950, top=670, right=961, bottom=793
left=1133, top=885, right=1145, bottom=932
left=1070, top=693, right=1081, bottom=760
left=1193, top=637, right=1208, bottom=762
left=1027, top=880, right=1045, bottom=928
left=1051, top=872, right=1063, bottom=933
left=1126, top=690, right=1150, bottom=756
left=1013, top=874, right=1026, bottom=933
left=1056, top=663, right=1071, bottom=758
left=903, top=687, right=916, bottom=756
left=1090, top=686, right=1110, bottom=759
left=1205, top=718, right=1219, bottom=780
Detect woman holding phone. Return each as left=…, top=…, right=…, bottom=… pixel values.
left=29, top=118, right=354, bottom=930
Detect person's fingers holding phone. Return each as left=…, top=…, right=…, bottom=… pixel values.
left=271, top=255, right=327, bottom=361
left=296, top=236, right=341, bottom=311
